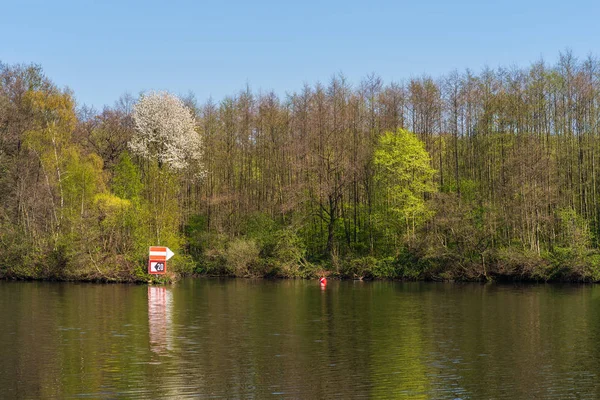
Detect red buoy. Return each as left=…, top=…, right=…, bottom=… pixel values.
left=319, top=277, right=327, bottom=285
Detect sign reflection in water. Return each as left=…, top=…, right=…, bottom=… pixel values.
left=148, top=286, right=173, bottom=353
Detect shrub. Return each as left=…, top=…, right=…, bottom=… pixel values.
left=373, top=257, right=397, bottom=278
left=495, top=248, right=548, bottom=280
left=225, top=238, right=260, bottom=277
left=170, top=254, right=196, bottom=276
left=240, top=213, right=278, bottom=256
left=584, top=252, right=600, bottom=282
left=395, top=248, right=424, bottom=280
left=297, top=261, right=326, bottom=279
left=190, top=231, right=228, bottom=275
left=272, top=228, right=306, bottom=277
left=340, top=256, right=377, bottom=279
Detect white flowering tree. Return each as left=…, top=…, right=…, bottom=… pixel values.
left=129, top=91, right=204, bottom=247
left=130, top=91, right=202, bottom=170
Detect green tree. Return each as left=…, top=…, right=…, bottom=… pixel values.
left=374, top=129, right=436, bottom=251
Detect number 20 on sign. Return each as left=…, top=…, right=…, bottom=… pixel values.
left=148, top=246, right=175, bottom=275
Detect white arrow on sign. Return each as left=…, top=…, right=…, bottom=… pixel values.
left=149, top=246, right=175, bottom=260
left=166, top=248, right=175, bottom=260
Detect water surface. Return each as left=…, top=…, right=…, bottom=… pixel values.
left=1, top=279, right=599, bottom=398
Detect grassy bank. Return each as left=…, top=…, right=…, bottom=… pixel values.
left=3, top=245, right=600, bottom=283
left=187, top=229, right=600, bottom=283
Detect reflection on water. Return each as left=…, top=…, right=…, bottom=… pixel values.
left=1, top=280, right=600, bottom=398
left=148, top=286, right=172, bottom=354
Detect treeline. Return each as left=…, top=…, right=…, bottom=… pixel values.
left=2, top=51, right=600, bottom=282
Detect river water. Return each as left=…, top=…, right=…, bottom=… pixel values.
left=1, top=279, right=599, bottom=398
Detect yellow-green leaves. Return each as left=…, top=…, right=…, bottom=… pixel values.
left=111, top=152, right=142, bottom=200
left=24, top=89, right=76, bottom=134
left=374, top=129, right=436, bottom=239
left=23, top=88, right=108, bottom=251
left=374, top=129, right=435, bottom=192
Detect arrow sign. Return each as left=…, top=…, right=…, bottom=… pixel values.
left=166, top=248, right=175, bottom=260
left=148, top=246, right=175, bottom=275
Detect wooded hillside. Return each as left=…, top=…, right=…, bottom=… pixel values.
left=2, top=51, right=600, bottom=281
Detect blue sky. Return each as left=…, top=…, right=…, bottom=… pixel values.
left=2, top=0, right=599, bottom=109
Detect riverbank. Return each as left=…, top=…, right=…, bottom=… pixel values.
left=193, top=252, right=600, bottom=283
left=3, top=246, right=600, bottom=283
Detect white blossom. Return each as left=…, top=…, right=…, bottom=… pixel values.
left=130, top=91, right=203, bottom=170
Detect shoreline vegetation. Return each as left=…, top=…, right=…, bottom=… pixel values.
left=3, top=52, right=600, bottom=284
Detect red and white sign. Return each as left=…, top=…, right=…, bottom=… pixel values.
left=148, top=246, right=175, bottom=274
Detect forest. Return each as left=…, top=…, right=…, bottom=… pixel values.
left=2, top=51, right=600, bottom=282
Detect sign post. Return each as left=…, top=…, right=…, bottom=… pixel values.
left=148, top=246, right=175, bottom=274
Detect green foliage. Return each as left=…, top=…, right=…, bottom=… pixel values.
left=272, top=228, right=306, bottom=276
left=458, top=179, right=479, bottom=202
left=495, top=248, right=550, bottom=280
left=0, top=224, right=38, bottom=278
left=184, top=212, right=310, bottom=278
left=340, top=256, right=378, bottom=280
left=374, top=129, right=436, bottom=200
left=62, top=150, right=106, bottom=216
left=170, top=253, right=196, bottom=276
left=8, top=57, right=600, bottom=284
left=394, top=248, right=427, bottom=280
left=225, top=238, right=260, bottom=277
left=184, top=215, right=209, bottom=260
left=374, top=129, right=436, bottom=248
left=111, top=152, right=142, bottom=200
left=240, top=213, right=279, bottom=256
left=372, top=257, right=397, bottom=279
left=583, top=253, right=600, bottom=282
left=556, top=208, right=591, bottom=253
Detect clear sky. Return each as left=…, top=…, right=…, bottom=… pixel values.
left=2, top=0, right=599, bottom=109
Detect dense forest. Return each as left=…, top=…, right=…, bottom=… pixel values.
left=2, top=51, right=600, bottom=282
